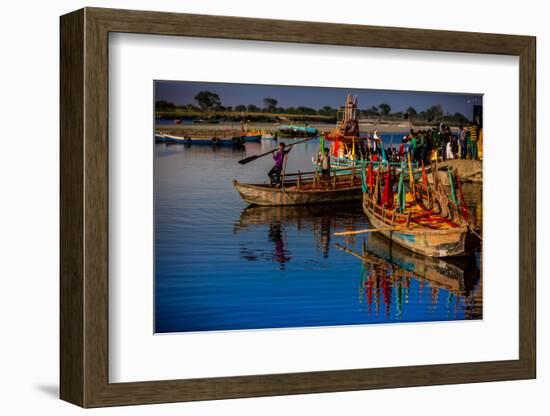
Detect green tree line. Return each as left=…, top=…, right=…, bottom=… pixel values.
left=156, top=91, right=472, bottom=125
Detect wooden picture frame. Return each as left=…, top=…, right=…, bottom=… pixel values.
left=60, top=7, right=536, bottom=408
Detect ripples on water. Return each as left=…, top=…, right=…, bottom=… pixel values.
left=155, top=138, right=482, bottom=333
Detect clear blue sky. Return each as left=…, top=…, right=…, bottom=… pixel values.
left=155, top=80, right=482, bottom=117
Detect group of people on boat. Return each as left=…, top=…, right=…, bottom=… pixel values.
left=397, top=122, right=482, bottom=164
left=266, top=121, right=482, bottom=187
left=331, top=122, right=482, bottom=167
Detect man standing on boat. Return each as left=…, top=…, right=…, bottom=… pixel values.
left=319, top=147, right=331, bottom=183
left=268, top=142, right=290, bottom=186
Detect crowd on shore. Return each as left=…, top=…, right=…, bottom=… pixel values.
left=357, top=122, right=482, bottom=165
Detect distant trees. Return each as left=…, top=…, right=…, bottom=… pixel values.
left=378, top=103, right=391, bottom=116
left=155, top=95, right=470, bottom=126
left=263, top=97, right=278, bottom=112
left=443, top=112, right=469, bottom=125
left=194, top=91, right=221, bottom=113
left=364, top=106, right=379, bottom=117
left=155, top=100, right=176, bottom=111
left=405, top=106, right=417, bottom=117
left=319, top=106, right=337, bottom=117
left=424, top=105, right=444, bottom=122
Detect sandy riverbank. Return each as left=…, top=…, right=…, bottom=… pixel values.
left=156, top=121, right=453, bottom=135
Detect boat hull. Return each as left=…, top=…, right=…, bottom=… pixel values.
left=362, top=195, right=468, bottom=257
left=243, top=134, right=262, bottom=142
left=156, top=133, right=245, bottom=146
left=233, top=180, right=362, bottom=206
left=277, top=125, right=318, bottom=138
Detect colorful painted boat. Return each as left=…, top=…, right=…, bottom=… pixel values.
left=233, top=173, right=362, bottom=206
left=362, top=194, right=469, bottom=257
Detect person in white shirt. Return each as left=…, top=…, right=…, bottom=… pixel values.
left=446, top=140, right=454, bottom=160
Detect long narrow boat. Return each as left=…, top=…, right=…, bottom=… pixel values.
left=277, top=125, right=318, bottom=138
left=155, top=133, right=245, bottom=146
left=233, top=172, right=362, bottom=206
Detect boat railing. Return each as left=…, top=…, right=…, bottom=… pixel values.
left=364, top=194, right=411, bottom=226
left=279, top=168, right=362, bottom=190
left=331, top=157, right=419, bottom=170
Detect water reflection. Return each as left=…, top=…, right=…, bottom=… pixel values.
left=338, top=233, right=482, bottom=321
left=234, top=204, right=366, bottom=263
left=234, top=204, right=482, bottom=321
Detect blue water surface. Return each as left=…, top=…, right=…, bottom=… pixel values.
left=155, top=137, right=481, bottom=333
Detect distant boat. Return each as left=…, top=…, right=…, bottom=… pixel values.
left=277, top=125, right=318, bottom=138
left=243, top=131, right=262, bottom=142
left=193, top=119, right=220, bottom=124
left=155, top=133, right=169, bottom=143
left=261, top=132, right=276, bottom=140
left=155, top=133, right=245, bottom=146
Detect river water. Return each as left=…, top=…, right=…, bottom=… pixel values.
left=155, top=136, right=482, bottom=333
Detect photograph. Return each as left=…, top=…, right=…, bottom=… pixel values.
left=154, top=81, right=483, bottom=333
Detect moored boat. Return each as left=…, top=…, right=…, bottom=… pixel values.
left=155, top=133, right=245, bottom=146
left=243, top=131, right=262, bottom=142
left=362, top=194, right=469, bottom=257
left=356, top=157, right=475, bottom=257
left=277, top=124, right=318, bottom=138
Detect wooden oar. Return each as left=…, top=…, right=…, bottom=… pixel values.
left=237, top=135, right=321, bottom=165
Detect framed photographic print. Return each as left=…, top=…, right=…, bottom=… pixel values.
left=60, top=7, right=536, bottom=408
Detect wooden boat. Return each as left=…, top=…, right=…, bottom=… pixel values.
left=193, top=119, right=220, bottom=124
left=363, top=194, right=469, bottom=257
left=359, top=158, right=475, bottom=257
left=277, top=124, right=318, bottom=138
left=243, top=131, right=262, bottom=142
left=154, top=132, right=245, bottom=146
left=233, top=171, right=363, bottom=206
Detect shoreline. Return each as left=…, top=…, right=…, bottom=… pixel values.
left=156, top=122, right=457, bottom=135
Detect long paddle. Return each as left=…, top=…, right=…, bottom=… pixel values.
left=237, top=134, right=322, bottom=165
